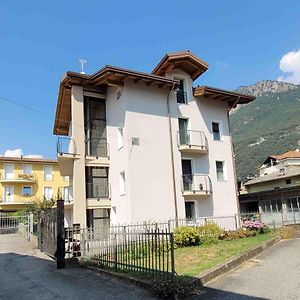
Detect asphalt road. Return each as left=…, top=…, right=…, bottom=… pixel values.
left=196, top=238, right=300, bottom=299
left=0, top=234, right=156, bottom=300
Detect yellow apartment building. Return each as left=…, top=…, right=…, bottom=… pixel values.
left=0, top=156, right=69, bottom=212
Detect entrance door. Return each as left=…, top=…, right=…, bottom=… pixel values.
left=4, top=186, right=14, bottom=203
left=181, top=159, right=193, bottom=191
left=4, top=163, right=14, bottom=180
left=185, top=202, right=195, bottom=220
left=178, top=118, right=190, bottom=145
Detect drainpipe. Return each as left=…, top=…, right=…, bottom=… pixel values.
left=167, top=83, right=179, bottom=227
left=228, top=96, right=241, bottom=227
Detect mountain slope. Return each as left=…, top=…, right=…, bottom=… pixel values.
left=230, top=81, right=300, bottom=181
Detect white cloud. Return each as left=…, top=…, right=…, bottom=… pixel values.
left=4, top=149, right=23, bottom=157
left=216, top=60, right=229, bottom=68
left=277, top=49, right=300, bottom=84
left=3, top=148, right=43, bottom=158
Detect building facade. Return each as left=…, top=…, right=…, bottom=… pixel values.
left=0, top=156, right=68, bottom=212
left=240, top=150, right=300, bottom=213
left=53, top=51, right=255, bottom=228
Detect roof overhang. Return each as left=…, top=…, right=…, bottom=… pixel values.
left=194, top=86, right=256, bottom=108
left=53, top=66, right=179, bottom=135
left=152, top=51, right=208, bottom=81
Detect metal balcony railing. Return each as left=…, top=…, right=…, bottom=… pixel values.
left=58, top=186, right=73, bottom=203
left=176, top=91, right=187, bottom=103
left=0, top=172, right=37, bottom=182
left=57, top=137, right=77, bottom=155
left=177, top=129, right=208, bottom=150
left=86, top=181, right=110, bottom=199
left=182, top=174, right=212, bottom=194
left=85, top=137, right=109, bottom=158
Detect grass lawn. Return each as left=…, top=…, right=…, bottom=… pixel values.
left=175, top=232, right=276, bottom=277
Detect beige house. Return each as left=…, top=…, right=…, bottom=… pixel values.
left=240, top=150, right=300, bottom=213
left=53, top=51, right=255, bottom=228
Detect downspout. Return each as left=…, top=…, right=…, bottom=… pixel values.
left=228, top=96, right=241, bottom=227
left=167, top=83, right=179, bottom=227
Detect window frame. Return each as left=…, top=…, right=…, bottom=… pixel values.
left=117, top=127, right=124, bottom=150
left=22, top=186, right=32, bottom=197
left=44, top=165, right=53, bottom=181
left=216, top=160, right=227, bottom=181
left=211, top=121, right=223, bottom=141
left=175, top=77, right=188, bottom=104
left=43, top=186, right=53, bottom=201
left=23, top=164, right=32, bottom=174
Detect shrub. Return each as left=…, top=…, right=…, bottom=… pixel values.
left=219, top=229, right=256, bottom=241
left=277, top=226, right=295, bottom=239
left=243, top=220, right=264, bottom=231
left=150, top=278, right=195, bottom=299
left=259, top=225, right=271, bottom=234
left=174, top=226, right=200, bottom=247
left=197, top=222, right=223, bottom=245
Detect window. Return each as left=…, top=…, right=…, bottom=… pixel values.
left=44, top=165, right=53, bottom=181
left=23, top=164, right=32, bottom=174
left=216, top=161, right=225, bottom=181
left=212, top=122, right=222, bottom=141
left=178, top=118, right=190, bottom=145
left=120, top=171, right=125, bottom=195
left=286, top=179, right=291, bottom=185
left=185, top=202, right=195, bottom=220
left=44, top=187, right=53, bottom=201
left=176, top=80, right=187, bottom=103
left=84, top=96, right=107, bottom=157
left=117, top=127, right=124, bottom=150
left=87, top=208, right=110, bottom=230
left=22, top=186, right=32, bottom=196
left=86, top=167, right=109, bottom=198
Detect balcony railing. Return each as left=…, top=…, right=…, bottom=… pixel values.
left=57, top=137, right=76, bottom=155
left=176, top=91, right=187, bottom=103
left=58, top=186, right=73, bottom=203
left=0, top=172, right=37, bottom=183
left=85, top=137, right=109, bottom=158
left=86, top=181, right=110, bottom=199
left=182, top=174, right=212, bottom=195
left=177, top=130, right=208, bottom=151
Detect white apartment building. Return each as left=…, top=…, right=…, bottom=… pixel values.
left=53, top=51, right=255, bottom=228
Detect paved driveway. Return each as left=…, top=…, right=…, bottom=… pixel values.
left=0, top=234, right=156, bottom=300
left=196, top=238, right=300, bottom=299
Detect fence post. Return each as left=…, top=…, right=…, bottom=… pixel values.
left=114, top=233, right=118, bottom=272
left=234, top=214, right=238, bottom=230
left=29, top=213, right=33, bottom=241
left=170, top=233, right=175, bottom=278
left=56, top=200, right=65, bottom=269
left=38, top=211, right=44, bottom=252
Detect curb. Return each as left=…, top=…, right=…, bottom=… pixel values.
left=190, top=237, right=281, bottom=287
left=85, top=265, right=152, bottom=289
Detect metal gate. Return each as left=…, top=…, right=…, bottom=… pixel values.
left=37, top=200, right=65, bottom=268
left=0, top=213, right=33, bottom=240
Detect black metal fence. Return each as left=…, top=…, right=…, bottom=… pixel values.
left=65, top=226, right=175, bottom=278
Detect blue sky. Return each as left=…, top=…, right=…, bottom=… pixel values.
left=0, top=0, right=300, bottom=158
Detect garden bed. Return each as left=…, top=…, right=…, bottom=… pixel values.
left=174, top=231, right=275, bottom=277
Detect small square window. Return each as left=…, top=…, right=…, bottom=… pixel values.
left=212, top=122, right=222, bottom=141
left=22, top=186, right=32, bottom=196
left=216, top=161, right=225, bottom=181
left=286, top=179, right=291, bottom=184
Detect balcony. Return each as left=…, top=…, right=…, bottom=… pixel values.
left=177, top=130, right=208, bottom=154
left=0, top=172, right=37, bottom=184
left=58, top=186, right=73, bottom=205
left=86, top=181, right=111, bottom=209
left=57, top=137, right=78, bottom=176
left=182, top=174, right=212, bottom=198
left=85, top=137, right=110, bottom=166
